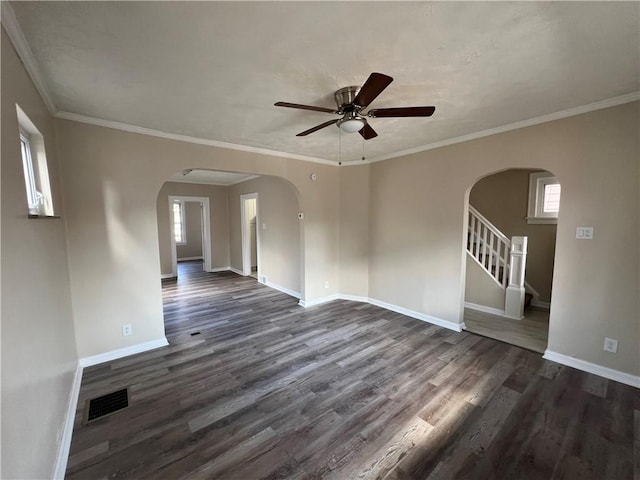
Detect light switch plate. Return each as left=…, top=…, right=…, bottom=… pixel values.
left=603, top=337, right=618, bottom=353
left=576, top=227, right=593, bottom=239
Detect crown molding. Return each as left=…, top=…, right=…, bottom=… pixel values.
left=1, top=2, right=57, bottom=114
left=55, top=111, right=338, bottom=166
left=363, top=91, right=640, bottom=164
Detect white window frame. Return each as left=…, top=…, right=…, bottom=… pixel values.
left=527, top=172, right=560, bottom=224
left=172, top=200, right=187, bottom=244
left=19, top=132, right=41, bottom=213
left=17, top=104, right=54, bottom=216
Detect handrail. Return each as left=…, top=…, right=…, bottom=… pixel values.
left=467, top=206, right=511, bottom=289
left=468, top=206, right=510, bottom=244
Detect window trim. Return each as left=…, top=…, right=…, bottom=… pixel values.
left=17, top=104, right=55, bottom=217
left=172, top=200, right=187, bottom=245
left=527, top=172, right=560, bottom=224
left=19, top=131, right=41, bottom=213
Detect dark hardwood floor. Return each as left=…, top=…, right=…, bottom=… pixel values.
left=66, top=262, right=639, bottom=479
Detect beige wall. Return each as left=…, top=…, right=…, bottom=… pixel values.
left=339, top=164, right=370, bottom=298
left=229, top=176, right=301, bottom=295
left=156, top=182, right=230, bottom=274
left=465, top=256, right=505, bottom=310
left=1, top=28, right=78, bottom=478
left=178, top=201, right=203, bottom=259
left=369, top=101, right=639, bottom=376
left=470, top=168, right=557, bottom=301
left=55, top=119, right=339, bottom=358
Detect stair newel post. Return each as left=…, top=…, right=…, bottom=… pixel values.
left=504, top=236, right=528, bottom=320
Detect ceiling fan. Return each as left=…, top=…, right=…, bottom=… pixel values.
left=275, top=72, right=435, bottom=140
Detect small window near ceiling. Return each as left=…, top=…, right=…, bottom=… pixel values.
left=527, top=172, right=561, bottom=224
left=173, top=200, right=186, bottom=244
left=17, top=104, right=55, bottom=216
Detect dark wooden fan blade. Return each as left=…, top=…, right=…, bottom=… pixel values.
left=296, top=119, right=339, bottom=136
left=359, top=123, right=378, bottom=140
left=352, top=73, right=393, bottom=109
left=274, top=102, right=336, bottom=114
left=367, top=106, right=436, bottom=118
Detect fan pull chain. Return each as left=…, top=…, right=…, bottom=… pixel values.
left=338, top=127, right=342, bottom=166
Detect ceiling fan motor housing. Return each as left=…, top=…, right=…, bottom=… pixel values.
left=334, top=86, right=362, bottom=112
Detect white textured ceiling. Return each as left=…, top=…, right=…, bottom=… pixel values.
left=7, top=1, right=640, bottom=163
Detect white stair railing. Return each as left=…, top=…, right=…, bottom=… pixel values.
left=467, top=206, right=511, bottom=288
left=466, top=205, right=529, bottom=320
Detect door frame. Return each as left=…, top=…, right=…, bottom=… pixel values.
left=168, top=195, right=212, bottom=276
left=240, top=192, right=260, bottom=277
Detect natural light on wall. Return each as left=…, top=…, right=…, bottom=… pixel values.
left=16, top=104, right=54, bottom=216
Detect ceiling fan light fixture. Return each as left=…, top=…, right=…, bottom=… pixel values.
left=337, top=116, right=365, bottom=134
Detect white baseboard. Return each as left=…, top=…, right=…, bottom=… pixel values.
left=299, top=294, right=340, bottom=308
left=368, top=297, right=463, bottom=332
left=338, top=294, right=369, bottom=303
left=464, top=302, right=506, bottom=317
left=298, top=294, right=462, bottom=332
left=208, top=266, right=231, bottom=273
left=53, top=362, right=83, bottom=479
left=229, top=267, right=244, bottom=275
left=543, top=349, right=640, bottom=388
left=79, top=337, right=169, bottom=368
left=160, top=273, right=176, bottom=279
left=531, top=299, right=551, bottom=309
left=177, top=256, right=203, bottom=261
left=261, top=278, right=300, bottom=299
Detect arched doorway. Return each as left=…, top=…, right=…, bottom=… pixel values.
left=155, top=169, right=304, bottom=337
left=462, top=168, right=560, bottom=353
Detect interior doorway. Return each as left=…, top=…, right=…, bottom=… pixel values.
left=168, top=195, right=212, bottom=277
left=240, top=193, right=259, bottom=278
left=462, top=168, right=559, bottom=353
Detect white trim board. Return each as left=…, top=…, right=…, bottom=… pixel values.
left=260, top=278, right=301, bottom=299
left=52, top=363, right=83, bottom=479
left=464, top=302, right=506, bottom=317
left=1, top=3, right=57, bottom=114
left=543, top=350, right=640, bottom=388
left=229, top=267, right=244, bottom=276
left=55, top=112, right=336, bottom=166
left=364, top=92, right=640, bottom=164
left=160, top=273, right=176, bottom=280
left=299, top=294, right=463, bottom=332
left=79, top=337, right=169, bottom=368
left=368, top=297, right=464, bottom=332
left=298, top=294, right=340, bottom=308
left=177, top=256, right=203, bottom=261
left=209, top=266, right=231, bottom=273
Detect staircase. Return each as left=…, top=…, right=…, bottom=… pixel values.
left=466, top=206, right=530, bottom=319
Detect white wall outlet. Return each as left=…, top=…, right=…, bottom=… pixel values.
left=324, top=280, right=329, bottom=289
left=603, top=337, right=618, bottom=353
left=576, top=227, right=594, bottom=239
left=122, top=324, right=132, bottom=337
left=259, top=275, right=267, bottom=283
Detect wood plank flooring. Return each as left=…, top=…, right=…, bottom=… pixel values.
left=66, top=262, right=639, bottom=479
left=463, top=307, right=550, bottom=354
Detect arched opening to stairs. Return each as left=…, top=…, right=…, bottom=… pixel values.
left=463, top=168, right=559, bottom=353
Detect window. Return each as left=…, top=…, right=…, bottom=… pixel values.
left=173, top=200, right=186, bottom=244
left=20, top=133, right=40, bottom=213
left=17, top=104, right=54, bottom=216
left=527, top=172, right=561, bottom=224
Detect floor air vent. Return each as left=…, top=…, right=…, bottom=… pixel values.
left=85, top=388, right=129, bottom=423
